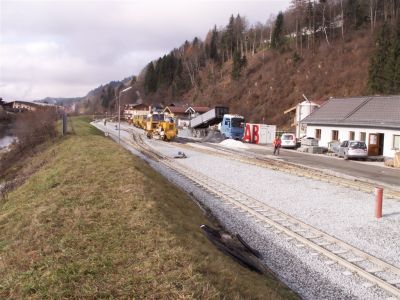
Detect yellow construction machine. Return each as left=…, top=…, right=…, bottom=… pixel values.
left=132, top=114, right=147, bottom=129
left=145, top=112, right=177, bottom=141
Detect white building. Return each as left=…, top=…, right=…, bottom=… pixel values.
left=301, top=96, right=400, bottom=158
left=123, top=103, right=149, bottom=121
left=284, top=99, right=322, bottom=137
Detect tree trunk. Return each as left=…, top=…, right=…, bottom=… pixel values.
left=322, top=4, right=330, bottom=46
left=341, top=0, right=345, bottom=40
left=370, top=0, right=374, bottom=32
left=184, top=61, right=196, bottom=91
left=313, top=0, right=316, bottom=54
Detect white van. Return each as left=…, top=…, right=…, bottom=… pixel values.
left=281, top=133, right=297, bottom=148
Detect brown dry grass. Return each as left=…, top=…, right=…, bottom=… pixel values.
left=0, top=116, right=297, bottom=299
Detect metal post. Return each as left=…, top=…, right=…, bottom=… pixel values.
left=118, top=91, right=121, bottom=144
left=62, top=112, right=67, bottom=136
left=375, top=187, right=383, bottom=218
left=117, top=86, right=133, bottom=145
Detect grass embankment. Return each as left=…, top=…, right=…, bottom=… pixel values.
left=0, top=116, right=296, bottom=299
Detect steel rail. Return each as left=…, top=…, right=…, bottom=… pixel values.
left=125, top=131, right=400, bottom=298
left=171, top=142, right=400, bottom=200
left=168, top=163, right=400, bottom=298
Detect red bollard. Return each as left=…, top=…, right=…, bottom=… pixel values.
left=375, top=187, right=383, bottom=219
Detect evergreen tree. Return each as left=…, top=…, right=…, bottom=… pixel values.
left=345, top=0, right=368, bottom=29
left=271, top=12, right=284, bottom=50
left=381, top=20, right=400, bottom=94
left=392, top=21, right=400, bottom=93
left=100, top=90, right=109, bottom=109
left=222, top=15, right=235, bottom=59
left=144, top=62, right=157, bottom=93
left=231, top=50, right=247, bottom=80
left=368, top=22, right=392, bottom=93
left=209, top=25, right=220, bottom=63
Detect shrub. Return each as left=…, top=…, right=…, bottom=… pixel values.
left=0, top=108, right=58, bottom=179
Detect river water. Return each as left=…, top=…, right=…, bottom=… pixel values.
left=0, top=136, right=15, bottom=149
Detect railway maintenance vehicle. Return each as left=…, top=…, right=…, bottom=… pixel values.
left=145, top=112, right=177, bottom=141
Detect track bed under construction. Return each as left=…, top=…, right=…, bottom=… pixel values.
left=93, top=121, right=400, bottom=300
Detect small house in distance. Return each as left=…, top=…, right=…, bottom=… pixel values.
left=123, top=103, right=149, bottom=121
left=163, top=105, right=189, bottom=127
left=301, top=96, right=400, bottom=158
left=4, top=101, right=40, bottom=112
left=185, top=106, right=210, bottom=120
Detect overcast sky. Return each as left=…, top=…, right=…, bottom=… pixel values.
left=0, top=0, right=290, bottom=101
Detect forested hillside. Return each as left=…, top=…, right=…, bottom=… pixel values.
left=77, top=0, right=400, bottom=128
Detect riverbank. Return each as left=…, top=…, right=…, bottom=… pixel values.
left=0, top=120, right=14, bottom=158
left=0, top=116, right=296, bottom=299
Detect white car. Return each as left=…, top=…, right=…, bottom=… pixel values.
left=281, top=133, right=297, bottom=148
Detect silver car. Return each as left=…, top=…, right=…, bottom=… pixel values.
left=338, top=140, right=368, bottom=160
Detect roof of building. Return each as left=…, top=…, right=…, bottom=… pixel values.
left=302, top=96, right=400, bottom=129
left=284, top=99, right=322, bottom=114
left=185, top=106, right=210, bottom=113
left=125, top=103, right=148, bottom=109
left=164, top=106, right=188, bottom=114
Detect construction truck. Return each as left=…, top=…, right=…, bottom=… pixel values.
left=132, top=114, right=146, bottom=129
left=145, top=112, right=177, bottom=141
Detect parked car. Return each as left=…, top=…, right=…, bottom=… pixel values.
left=337, top=140, right=368, bottom=160
left=281, top=133, right=297, bottom=149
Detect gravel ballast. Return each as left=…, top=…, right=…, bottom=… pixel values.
left=93, top=121, right=400, bottom=299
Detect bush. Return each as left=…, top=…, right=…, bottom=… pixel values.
left=0, top=109, right=58, bottom=179
left=13, top=109, right=58, bottom=152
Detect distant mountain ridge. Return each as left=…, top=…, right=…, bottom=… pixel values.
left=34, top=97, right=83, bottom=105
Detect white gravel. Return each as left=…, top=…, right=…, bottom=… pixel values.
left=93, top=121, right=400, bottom=300
left=219, top=138, right=249, bottom=149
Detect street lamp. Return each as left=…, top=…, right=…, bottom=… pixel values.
left=118, top=86, right=133, bottom=144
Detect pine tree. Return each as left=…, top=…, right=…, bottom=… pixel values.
left=222, top=15, right=235, bottom=59
left=271, top=12, right=284, bottom=50
left=209, top=25, right=220, bottom=63
left=100, top=90, right=109, bottom=109
left=231, top=51, right=247, bottom=80
left=393, top=21, right=400, bottom=93
left=345, top=0, right=368, bottom=29
left=144, top=62, right=157, bottom=93
left=231, top=50, right=241, bottom=80
left=368, top=22, right=392, bottom=93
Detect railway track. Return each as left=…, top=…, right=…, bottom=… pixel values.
left=91, top=123, right=400, bottom=298
left=123, top=130, right=400, bottom=299
left=171, top=142, right=400, bottom=200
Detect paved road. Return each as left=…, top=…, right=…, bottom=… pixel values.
left=237, top=145, right=400, bottom=188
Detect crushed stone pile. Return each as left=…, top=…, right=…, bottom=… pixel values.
left=201, top=130, right=225, bottom=143
left=219, top=139, right=249, bottom=149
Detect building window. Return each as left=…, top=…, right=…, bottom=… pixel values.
left=394, top=135, right=400, bottom=150
left=315, top=129, right=321, bottom=140
left=359, top=132, right=366, bottom=142
left=331, top=130, right=339, bottom=141
left=349, top=131, right=355, bottom=140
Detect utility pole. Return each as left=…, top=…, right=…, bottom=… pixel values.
left=118, top=86, right=133, bottom=144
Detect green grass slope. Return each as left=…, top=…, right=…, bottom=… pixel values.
left=0, top=116, right=297, bottom=299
